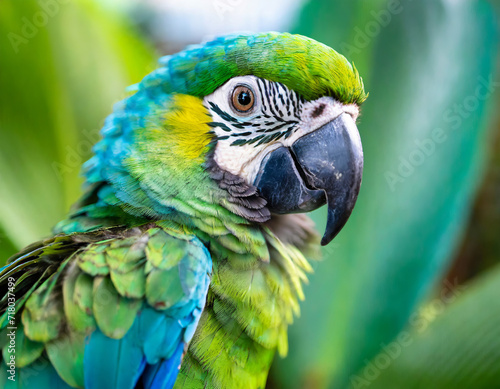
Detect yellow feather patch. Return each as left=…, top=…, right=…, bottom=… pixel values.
left=162, top=94, right=213, bottom=162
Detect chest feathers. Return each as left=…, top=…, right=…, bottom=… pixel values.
left=176, top=213, right=319, bottom=389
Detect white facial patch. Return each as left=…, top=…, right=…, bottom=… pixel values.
left=203, top=76, right=360, bottom=185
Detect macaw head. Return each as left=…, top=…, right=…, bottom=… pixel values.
left=81, top=32, right=366, bottom=245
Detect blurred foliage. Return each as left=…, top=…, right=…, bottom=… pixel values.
left=448, top=115, right=500, bottom=284
left=1, top=0, right=500, bottom=389
left=367, top=264, right=500, bottom=388
left=271, top=0, right=499, bottom=388
left=0, top=0, right=156, bottom=260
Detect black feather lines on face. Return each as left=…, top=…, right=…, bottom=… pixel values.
left=208, top=78, right=304, bottom=147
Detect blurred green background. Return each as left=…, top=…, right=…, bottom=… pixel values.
left=1, top=0, right=499, bottom=388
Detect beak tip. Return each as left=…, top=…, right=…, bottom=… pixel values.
left=320, top=224, right=341, bottom=246
left=320, top=236, right=331, bottom=246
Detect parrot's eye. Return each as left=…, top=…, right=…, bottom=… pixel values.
left=231, top=85, right=255, bottom=113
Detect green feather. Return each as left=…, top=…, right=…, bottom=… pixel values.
left=77, top=244, right=110, bottom=276
left=63, top=267, right=96, bottom=333
left=146, top=268, right=185, bottom=310
left=92, top=276, right=141, bottom=339
left=145, top=229, right=185, bottom=270
left=46, top=331, right=85, bottom=388
left=22, top=273, right=65, bottom=343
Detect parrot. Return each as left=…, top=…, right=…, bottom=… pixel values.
left=0, top=32, right=366, bottom=389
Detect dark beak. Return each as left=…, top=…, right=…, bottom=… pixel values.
left=254, top=113, right=363, bottom=245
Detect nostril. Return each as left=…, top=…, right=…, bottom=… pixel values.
left=311, top=104, right=326, bottom=118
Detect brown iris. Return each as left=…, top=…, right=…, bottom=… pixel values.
left=231, top=85, right=255, bottom=113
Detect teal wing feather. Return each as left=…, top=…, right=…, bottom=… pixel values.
left=0, top=223, right=212, bottom=389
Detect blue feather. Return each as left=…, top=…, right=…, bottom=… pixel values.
left=143, top=316, right=183, bottom=364
left=142, top=341, right=185, bottom=389
left=84, top=328, right=146, bottom=389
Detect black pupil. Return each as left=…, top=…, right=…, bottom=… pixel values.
left=238, top=91, right=252, bottom=106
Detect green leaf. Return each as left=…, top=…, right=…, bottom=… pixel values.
left=273, top=1, right=498, bottom=388
left=363, top=264, right=500, bottom=389
left=0, top=0, right=156, bottom=263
